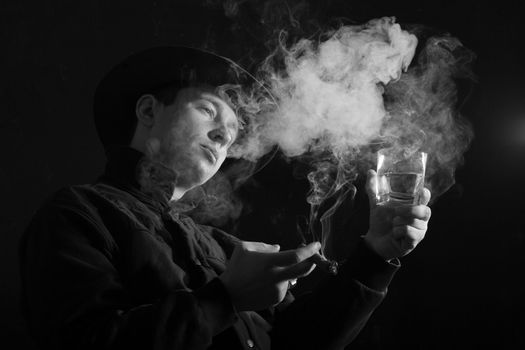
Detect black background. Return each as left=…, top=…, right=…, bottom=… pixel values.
left=1, top=0, right=525, bottom=349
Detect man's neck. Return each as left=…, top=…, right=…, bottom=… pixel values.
left=137, top=157, right=179, bottom=204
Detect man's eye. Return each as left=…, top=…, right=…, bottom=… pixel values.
left=200, top=106, right=215, bottom=118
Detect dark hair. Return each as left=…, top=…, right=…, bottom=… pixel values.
left=121, top=83, right=183, bottom=148
left=125, top=82, right=236, bottom=143
left=150, top=83, right=184, bottom=106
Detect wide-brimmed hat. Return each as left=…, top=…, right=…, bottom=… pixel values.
left=93, top=46, right=251, bottom=151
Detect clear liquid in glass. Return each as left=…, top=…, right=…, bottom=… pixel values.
left=378, top=171, right=424, bottom=205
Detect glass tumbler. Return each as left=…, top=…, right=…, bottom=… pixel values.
left=376, top=149, right=427, bottom=205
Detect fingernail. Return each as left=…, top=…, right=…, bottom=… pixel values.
left=315, top=242, right=321, bottom=249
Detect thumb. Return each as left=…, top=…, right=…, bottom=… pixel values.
left=241, top=241, right=280, bottom=253
left=366, top=169, right=379, bottom=208
left=419, top=187, right=432, bottom=206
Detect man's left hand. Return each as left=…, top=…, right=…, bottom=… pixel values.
left=364, top=169, right=432, bottom=261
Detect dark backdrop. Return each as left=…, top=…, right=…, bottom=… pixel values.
left=2, top=1, right=525, bottom=349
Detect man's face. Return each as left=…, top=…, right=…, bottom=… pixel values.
left=149, top=86, right=238, bottom=190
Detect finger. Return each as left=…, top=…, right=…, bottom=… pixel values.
left=393, top=216, right=428, bottom=230
left=393, top=225, right=426, bottom=247
left=271, top=242, right=321, bottom=266
left=241, top=241, right=281, bottom=253
left=420, top=187, right=431, bottom=206
left=275, top=259, right=317, bottom=281
left=395, top=205, right=431, bottom=221
left=365, top=169, right=379, bottom=207
left=285, top=279, right=299, bottom=291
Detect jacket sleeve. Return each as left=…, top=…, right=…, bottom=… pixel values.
left=270, top=239, right=400, bottom=350
left=19, top=203, right=238, bottom=350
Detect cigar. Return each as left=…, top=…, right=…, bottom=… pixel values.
left=308, top=253, right=338, bottom=275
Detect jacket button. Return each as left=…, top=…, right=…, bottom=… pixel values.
left=246, top=339, right=254, bottom=348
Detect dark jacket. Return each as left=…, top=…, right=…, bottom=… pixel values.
left=19, top=147, right=399, bottom=350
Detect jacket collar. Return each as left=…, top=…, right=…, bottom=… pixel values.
left=99, top=146, right=174, bottom=213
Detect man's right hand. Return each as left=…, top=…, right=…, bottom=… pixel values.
left=218, top=241, right=321, bottom=311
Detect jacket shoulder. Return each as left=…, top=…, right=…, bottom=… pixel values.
left=39, top=184, right=102, bottom=210
left=22, top=185, right=119, bottom=251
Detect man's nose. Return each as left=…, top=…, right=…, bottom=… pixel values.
left=208, top=125, right=231, bottom=147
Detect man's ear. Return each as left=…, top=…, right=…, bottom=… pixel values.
left=135, top=94, right=158, bottom=128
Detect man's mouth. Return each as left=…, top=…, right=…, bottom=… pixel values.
left=201, top=145, right=218, bottom=164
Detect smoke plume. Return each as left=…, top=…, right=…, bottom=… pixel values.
left=229, top=17, right=474, bottom=204
left=232, top=17, right=417, bottom=160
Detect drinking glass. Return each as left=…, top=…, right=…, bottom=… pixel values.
left=376, top=149, right=427, bottom=205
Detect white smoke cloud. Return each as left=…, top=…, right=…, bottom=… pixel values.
left=226, top=17, right=474, bottom=205
left=232, top=17, right=418, bottom=162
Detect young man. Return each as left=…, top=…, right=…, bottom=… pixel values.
left=19, top=46, right=431, bottom=349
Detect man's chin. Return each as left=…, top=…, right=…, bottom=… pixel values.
left=199, top=167, right=219, bottom=185
left=184, top=161, right=219, bottom=186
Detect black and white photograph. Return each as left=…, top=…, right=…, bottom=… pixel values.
left=1, top=1, right=524, bottom=349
